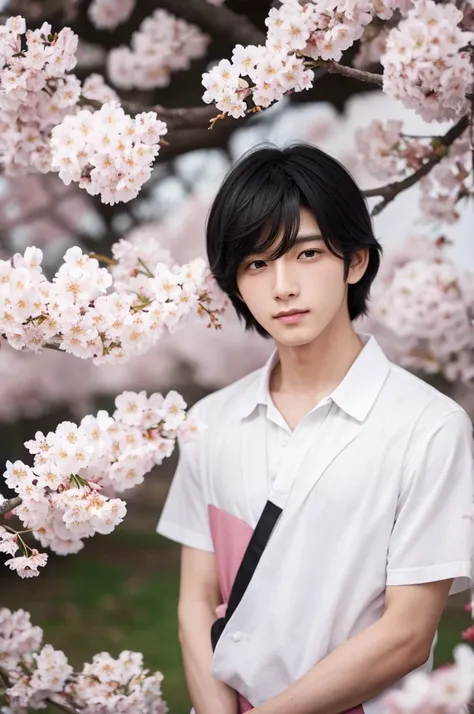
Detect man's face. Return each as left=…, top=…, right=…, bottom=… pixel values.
left=236, top=207, right=365, bottom=348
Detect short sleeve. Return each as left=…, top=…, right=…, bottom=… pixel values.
left=156, top=406, right=214, bottom=552
left=386, top=409, right=474, bottom=595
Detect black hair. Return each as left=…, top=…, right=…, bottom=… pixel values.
left=206, top=143, right=383, bottom=338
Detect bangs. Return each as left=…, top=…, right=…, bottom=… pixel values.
left=228, top=167, right=302, bottom=264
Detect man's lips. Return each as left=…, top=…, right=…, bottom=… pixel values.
left=274, top=310, right=309, bottom=324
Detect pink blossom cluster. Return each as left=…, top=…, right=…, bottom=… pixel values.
left=0, top=239, right=225, bottom=364
left=87, top=0, right=135, bottom=31
left=355, top=119, right=432, bottom=180
left=0, top=16, right=164, bottom=203
left=50, top=102, right=167, bottom=204
left=0, top=607, right=167, bottom=713
left=0, top=15, right=131, bottom=187
left=0, top=388, right=201, bottom=575
left=0, top=17, right=79, bottom=175
left=286, top=0, right=408, bottom=63
left=382, top=0, right=474, bottom=122
left=384, top=644, right=474, bottom=714
left=0, top=608, right=42, bottom=671
left=107, top=9, right=210, bottom=91
left=201, top=0, right=409, bottom=117
left=202, top=47, right=313, bottom=118
left=368, top=237, right=474, bottom=383
left=0, top=200, right=265, bottom=424
left=419, top=133, right=472, bottom=225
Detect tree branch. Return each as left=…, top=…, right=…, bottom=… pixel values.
left=324, top=61, right=383, bottom=86
left=0, top=496, right=22, bottom=516
left=118, top=62, right=381, bottom=130
left=154, top=0, right=265, bottom=46
left=123, top=103, right=218, bottom=130
left=364, top=114, right=469, bottom=215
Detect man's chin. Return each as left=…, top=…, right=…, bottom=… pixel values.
left=270, top=328, right=321, bottom=349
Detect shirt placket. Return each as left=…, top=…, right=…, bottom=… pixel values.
left=267, top=402, right=333, bottom=509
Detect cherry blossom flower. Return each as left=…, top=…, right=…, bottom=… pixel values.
left=382, top=0, right=474, bottom=122
left=5, top=550, right=48, bottom=578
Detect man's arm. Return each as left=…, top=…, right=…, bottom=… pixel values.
left=178, top=545, right=238, bottom=714
left=253, top=579, right=452, bottom=714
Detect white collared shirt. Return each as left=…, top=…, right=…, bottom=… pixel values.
left=157, top=335, right=474, bottom=714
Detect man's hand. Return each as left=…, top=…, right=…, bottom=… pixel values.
left=253, top=579, right=453, bottom=714
left=178, top=545, right=239, bottom=714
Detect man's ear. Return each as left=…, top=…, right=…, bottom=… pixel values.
left=347, top=248, right=369, bottom=285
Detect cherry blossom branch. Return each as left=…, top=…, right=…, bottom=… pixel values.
left=0, top=496, right=22, bottom=516
left=79, top=95, right=218, bottom=131
left=365, top=114, right=470, bottom=215
left=120, top=65, right=382, bottom=130
left=123, top=103, right=218, bottom=131
left=115, top=64, right=380, bottom=133
left=322, top=61, right=383, bottom=86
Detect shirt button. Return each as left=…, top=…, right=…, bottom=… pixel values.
left=232, top=631, right=243, bottom=642
left=281, top=439, right=289, bottom=447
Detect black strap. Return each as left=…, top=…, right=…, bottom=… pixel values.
left=211, top=500, right=282, bottom=650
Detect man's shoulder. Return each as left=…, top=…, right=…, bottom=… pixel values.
left=385, top=361, right=471, bottom=431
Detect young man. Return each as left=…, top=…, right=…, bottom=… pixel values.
left=157, top=144, right=474, bottom=714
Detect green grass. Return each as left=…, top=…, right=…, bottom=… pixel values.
left=0, top=527, right=471, bottom=713
left=1, top=530, right=190, bottom=714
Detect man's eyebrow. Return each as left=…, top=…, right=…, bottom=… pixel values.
left=245, top=233, right=324, bottom=261
left=294, top=234, right=323, bottom=244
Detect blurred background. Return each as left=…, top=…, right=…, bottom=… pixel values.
left=1, top=2, right=473, bottom=713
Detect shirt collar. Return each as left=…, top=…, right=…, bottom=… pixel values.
left=239, top=334, right=391, bottom=422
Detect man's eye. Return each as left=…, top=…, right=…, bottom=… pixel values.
left=248, top=260, right=267, bottom=271
left=299, top=250, right=321, bottom=259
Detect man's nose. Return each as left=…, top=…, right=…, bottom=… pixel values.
left=271, top=261, right=299, bottom=300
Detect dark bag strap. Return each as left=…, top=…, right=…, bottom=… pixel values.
left=211, top=500, right=282, bottom=650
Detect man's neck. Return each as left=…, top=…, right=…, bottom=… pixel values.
left=270, top=321, right=365, bottom=408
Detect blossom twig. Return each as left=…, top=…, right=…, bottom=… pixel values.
left=325, top=61, right=383, bottom=85
left=0, top=496, right=22, bottom=516
left=364, top=114, right=469, bottom=215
